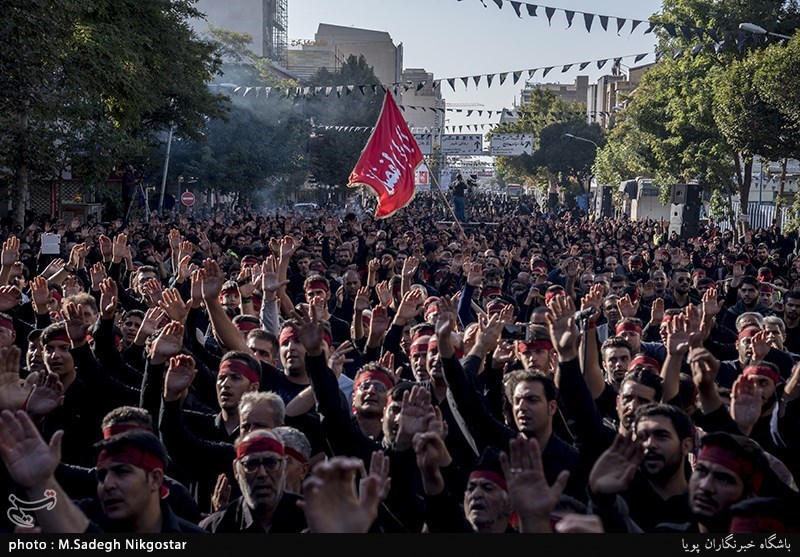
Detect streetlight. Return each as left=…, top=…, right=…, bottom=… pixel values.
left=738, top=22, right=793, bottom=41
left=563, top=133, right=599, bottom=149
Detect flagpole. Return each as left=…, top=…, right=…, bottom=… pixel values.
left=424, top=155, right=468, bottom=242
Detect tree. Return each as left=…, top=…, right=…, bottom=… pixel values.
left=0, top=0, right=226, bottom=225
left=305, top=56, right=383, bottom=188
left=491, top=89, right=596, bottom=194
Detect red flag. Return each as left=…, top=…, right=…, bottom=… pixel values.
left=348, top=90, right=423, bottom=218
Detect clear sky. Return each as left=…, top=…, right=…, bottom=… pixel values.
left=289, top=0, right=664, bottom=126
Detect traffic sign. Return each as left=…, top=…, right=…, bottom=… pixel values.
left=180, top=191, right=195, bottom=207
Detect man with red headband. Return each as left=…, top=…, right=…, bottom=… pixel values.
left=515, top=325, right=555, bottom=375
left=201, top=429, right=306, bottom=532
left=303, top=274, right=349, bottom=343
left=0, top=412, right=203, bottom=534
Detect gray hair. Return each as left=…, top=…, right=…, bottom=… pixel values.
left=273, top=426, right=311, bottom=460
left=763, top=316, right=786, bottom=336
left=239, top=391, right=286, bottom=425
left=736, top=312, right=765, bottom=331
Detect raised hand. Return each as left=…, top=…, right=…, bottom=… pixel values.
left=236, top=266, right=257, bottom=299
left=0, top=347, right=36, bottom=412
left=687, top=347, right=720, bottom=390
left=98, top=235, right=113, bottom=261
left=135, top=307, right=166, bottom=346
left=1, top=236, right=20, bottom=266
left=701, top=286, right=724, bottom=318
left=98, top=278, right=118, bottom=320
left=374, top=281, right=392, bottom=307
left=158, top=288, right=190, bottom=324
left=545, top=294, right=579, bottom=361
left=200, top=259, right=224, bottom=300
left=466, top=262, right=483, bottom=287
left=299, top=456, right=383, bottom=533
left=665, top=313, right=691, bottom=356
left=617, top=294, right=639, bottom=319
left=328, top=341, right=355, bottom=379
left=152, top=321, right=185, bottom=365
left=293, top=304, right=324, bottom=357
left=588, top=435, right=643, bottom=496
left=261, top=256, right=287, bottom=301
left=0, top=286, right=22, bottom=312
left=279, top=235, right=297, bottom=261
left=25, top=372, right=64, bottom=419
left=500, top=437, right=570, bottom=533
left=162, top=354, right=196, bottom=401
left=189, top=269, right=203, bottom=308
left=401, top=256, right=419, bottom=279
left=61, top=303, right=89, bottom=347
left=492, top=340, right=515, bottom=369
left=367, top=259, right=380, bottom=274
left=168, top=229, right=182, bottom=250
left=0, top=409, right=63, bottom=490
left=89, top=262, right=107, bottom=291
left=41, top=259, right=65, bottom=280
left=650, top=297, right=665, bottom=326
left=30, top=276, right=51, bottom=315
left=354, top=286, right=371, bottom=313
left=730, top=375, right=762, bottom=435
left=395, top=385, right=434, bottom=451
left=750, top=330, right=771, bottom=361
left=474, top=312, right=503, bottom=353
left=784, top=362, right=800, bottom=404
left=366, top=304, right=390, bottom=347
left=211, top=473, right=231, bottom=513
left=581, top=284, right=604, bottom=322
left=111, top=234, right=128, bottom=264
left=394, top=289, right=424, bottom=324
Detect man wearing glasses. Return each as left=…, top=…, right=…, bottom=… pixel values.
left=201, top=429, right=307, bottom=532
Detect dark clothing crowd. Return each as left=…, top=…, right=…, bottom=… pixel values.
left=1, top=191, right=799, bottom=534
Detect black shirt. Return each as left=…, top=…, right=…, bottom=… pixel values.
left=199, top=494, right=306, bottom=533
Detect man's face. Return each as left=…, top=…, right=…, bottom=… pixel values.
left=304, top=287, right=329, bottom=304
left=239, top=402, right=280, bottom=436
left=335, top=249, right=351, bottom=266
left=134, top=271, right=157, bottom=294
left=602, top=347, right=632, bottom=384
left=426, top=345, right=444, bottom=383
left=745, top=374, right=775, bottom=411
left=410, top=347, right=429, bottom=382
left=689, top=459, right=745, bottom=521
left=97, top=462, right=161, bottom=522
left=382, top=399, right=402, bottom=443
left=296, top=257, right=311, bottom=276
left=785, top=297, right=800, bottom=322
left=512, top=380, right=555, bottom=437
left=518, top=347, right=551, bottom=374
left=463, top=478, right=511, bottom=533
left=759, top=289, right=773, bottom=307
left=611, top=281, right=626, bottom=296
left=343, top=271, right=361, bottom=298
left=352, top=375, right=389, bottom=418
left=121, top=316, right=142, bottom=344
left=279, top=338, right=306, bottom=376
left=651, top=271, right=667, bottom=294
left=498, top=250, right=509, bottom=266
left=26, top=339, right=44, bottom=373
left=739, top=284, right=759, bottom=307
left=579, top=273, right=594, bottom=292
left=247, top=337, right=276, bottom=365
left=617, top=330, right=641, bottom=354
left=736, top=337, right=754, bottom=365
left=672, top=272, right=691, bottom=295
left=616, top=381, right=657, bottom=430
left=236, top=236, right=248, bottom=249
left=43, top=339, right=75, bottom=379
left=235, top=449, right=287, bottom=513
left=216, top=367, right=256, bottom=411
left=220, top=290, right=240, bottom=311
left=635, top=416, right=689, bottom=483
left=757, top=247, right=768, bottom=260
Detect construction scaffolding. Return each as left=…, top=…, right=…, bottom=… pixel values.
left=264, top=0, right=288, bottom=66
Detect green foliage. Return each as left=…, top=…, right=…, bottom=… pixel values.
left=0, top=0, right=226, bottom=224
left=490, top=89, right=597, bottom=191
left=208, top=25, right=298, bottom=88
left=305, top=56, right=383, bottom=188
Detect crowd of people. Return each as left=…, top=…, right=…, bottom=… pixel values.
left=0, top=191, right=799, bottom=534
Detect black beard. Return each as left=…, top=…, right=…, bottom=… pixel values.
left=640, top=454, right=683, bottom=483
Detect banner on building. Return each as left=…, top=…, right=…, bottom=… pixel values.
left=490, top=134, right=534, bottom=156
left=413, top=133, right=433, bottom=155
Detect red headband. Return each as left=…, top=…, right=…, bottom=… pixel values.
left=102, top=422, right=149, bottom=439
left=424, top=303, right=439, bottom=319
left=236, top=437, right=285, bottom=459
left=738, top=327, right=760, bottom=341
left=354, top=370, right=394, bottom=393
left=545, top=290, right=565, bottom=304
left=279, top=327, right=299, bottom=346
left=630, top=355, right=660, bottom=370
left=219, top=358, right=260, bottom=384
left=661, top=314, right=675, bottom=324
left=0, top=317, right=13, bottom=331
left=698, top=445, right=763, bottom=495
left=469, top=471, right=507, bottom=492
left=427, top=336, right=439, bottom=351
left=742, top=365, right=781, bottom=385
left=411, top=329, right=434, bottom=343
left=481, top=287, right=502, bottom=299
left=49, top=289, right=62, bottom=302
left=518, top=339, right=553, bottom=353
left=284, top=446, right=308, bottom=465
left=97, top=446, right=168, bottom=499
left=322, top=330, right=332, bottom=347
left=48, top=332, right=71, bottom=345
left=305, top=280, right=329, bottom=293
left=234, top=320, right=259, bottom=332
left=410, top=339, right=430, bottom=356
left=616, top=322, right=642, bottom=335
